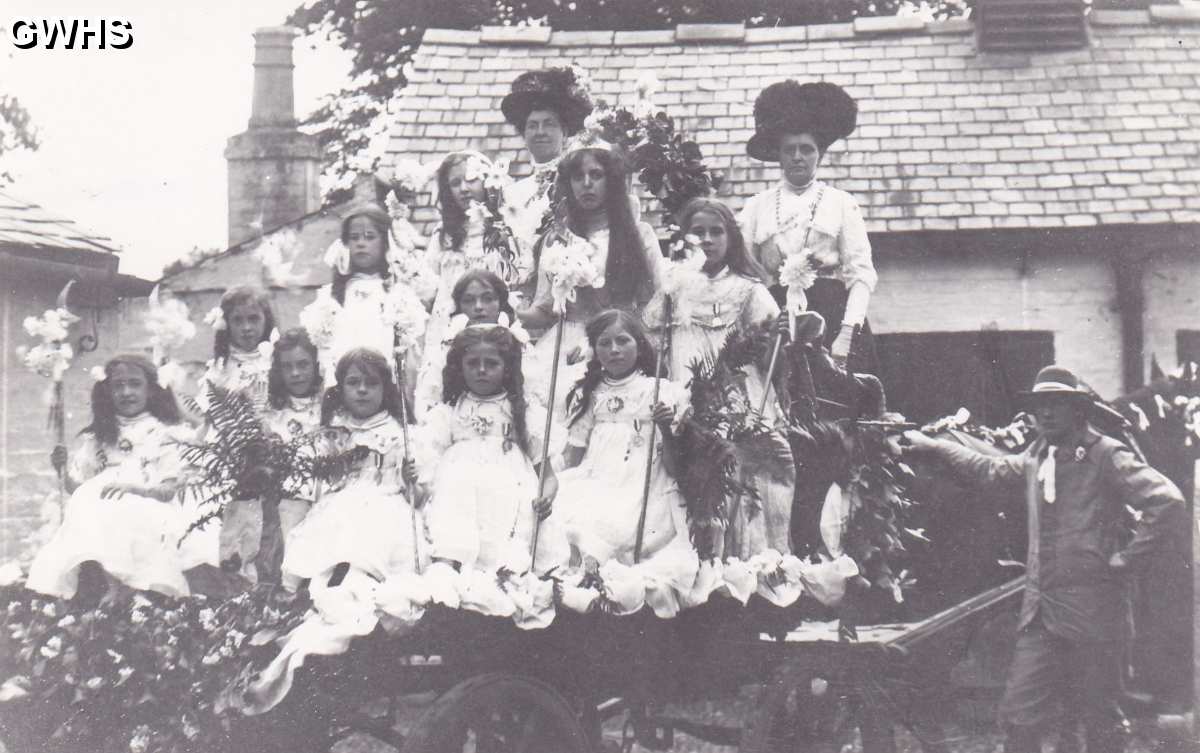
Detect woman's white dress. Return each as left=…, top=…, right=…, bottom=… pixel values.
left=416, top=392, right=568, bottom=575
left=555, top=373, right=699, bottom=617
left=27, top=413, right=220, bottom=599
left=646, top=267, right=795, bottom=558
left=282, top=410, right=426, bottom=584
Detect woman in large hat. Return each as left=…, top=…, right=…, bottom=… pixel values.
left=738, top=80, right=877, bottom=372
left=499, top=67, right=594, bottom=296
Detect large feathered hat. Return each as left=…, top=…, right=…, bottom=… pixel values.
left=746, top=80, right=858, bottom=162
left=501, top=67, right=594, bottom=136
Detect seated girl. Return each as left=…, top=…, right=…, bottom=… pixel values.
left=409, top=325, right=568, bottom=577
left=555, top=310, right=699, bottom=617
left=282, top=348, right=426, bottom=589
left=28, top=354, right=219, bottom=600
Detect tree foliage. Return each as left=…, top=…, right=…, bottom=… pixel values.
left=0, top=94, right=39, bottom=183
left=287, top=0, right=969, bottom=190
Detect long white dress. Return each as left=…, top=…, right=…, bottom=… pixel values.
left=555, top=373, right=699, bottom=617
left=646, top=267, right=795, bottom=558
left=27, top=413, right=220, bottom=599
left=282, top=410, right=426, bottom=585
left=501, top=158, right=558, bottom=290
left=416, top=392, right=569, bottom=575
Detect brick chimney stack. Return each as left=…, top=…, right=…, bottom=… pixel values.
left=225, top=27, right=321, bottom=248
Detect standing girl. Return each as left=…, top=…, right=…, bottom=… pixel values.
left=555, top=310, right=698, bottom=617
left=411, top=326, right=567, bottom=579
left=28, top=354, right=219, bottom=599
left=517, top=142, right=664, bottom=420
left=221, top=328, right=325, bottom=587
left=195, top=286, right=276, bottom=416
left=421, top=152, right=523, bottom=362
left=413, top=269, right=532, bottom=418
left=282, top=348, right=425, bottom=589
left=300, top=203, right=427, bottom=394
left=648, top=197, right=795, bottom=559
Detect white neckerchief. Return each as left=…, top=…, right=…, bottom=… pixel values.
left=115, top=412, right=154, bottom=429
left=1038, top=445, right=1057, bottom=504
left=287, top=394, right=320, bottom=412
left=602, top=371, right=640, bottom=388
left=333, top=409, right=392, bottom=432
left=228, top=346, right=265, bottom=365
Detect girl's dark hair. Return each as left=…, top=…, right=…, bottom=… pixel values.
left=267, top=328, right=323, bottom=410
left=333, top=205, right=392, bottom=305
left=450, top=269, right=515, bottom=322
left=678, top=197, right=769, bottom=283
left=441, top=326, right=531, bottom=456
left=557, top=147, right=652, bottom=307
left=213, top=286, right=276, bottom=361
left=567, top=309, right=657, bottom=426
left=86, top=354, right=181, bottom=446
left=320, top=348, right=405, bottom=426
left=435, top=152, right=473, bottom=253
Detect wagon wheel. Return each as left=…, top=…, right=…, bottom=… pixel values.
left=742, top=674, right=903, bottom=753
left=399, top=673, right=591, bottom=753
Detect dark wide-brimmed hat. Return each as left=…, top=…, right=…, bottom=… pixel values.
left=746, top=80, right=858, bottom=162
left=1019, top=365, right=1095, bottom=403
left=500, top=67, right=593, bottom=136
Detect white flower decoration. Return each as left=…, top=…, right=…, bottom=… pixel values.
left=779, top=253, right=817, bottom=314
left=89, top=365, right=108, bottom=383
left=203, top=306, right=226, bottom=331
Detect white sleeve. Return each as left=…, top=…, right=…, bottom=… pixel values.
left=837, top=192, right=877, bottom=294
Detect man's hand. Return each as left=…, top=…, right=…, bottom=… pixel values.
left=900, top=430, right=940, bottom=454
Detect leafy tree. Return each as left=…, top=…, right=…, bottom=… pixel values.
left=0, top=94, right=39, bottom=183
left=288, top=0, right=968, bottom=193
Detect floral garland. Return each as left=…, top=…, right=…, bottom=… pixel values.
left=583, top=72, right=722, bottom=222
left=17, top=307, right=78, bottom=382
left=0, top=580, right=306, bottom=753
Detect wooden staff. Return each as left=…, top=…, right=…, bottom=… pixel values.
left=634, top=295, right=673, bottom=564
left=530, top=310, right=567, bottom=568
left=758, top=327, right=785, bottom=416
left=394, top=350, right=421, bottom=574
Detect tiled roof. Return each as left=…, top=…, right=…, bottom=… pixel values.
left=0, top=191, right=121, bottom=257
left=387, top=8, right=1200, bottom=234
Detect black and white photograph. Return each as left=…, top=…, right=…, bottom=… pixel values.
left=0, top=1, right=1198, bottom=751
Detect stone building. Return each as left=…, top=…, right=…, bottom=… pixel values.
left=0, top=192, right=152, bottom=559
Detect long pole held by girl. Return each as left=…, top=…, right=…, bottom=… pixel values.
left=394, top=348, right=422, bottom=574
left=634, top=295, right=673, bottom=564
left=529, top=310, right=566, bottom=566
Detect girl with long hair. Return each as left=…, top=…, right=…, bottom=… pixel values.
left=555, top=310, right=698, bottom=618
left=518, top=143, right=665, bottom=429
left=283, top=348, right=424, bottom=591
left=28, top=354, right=219, bottom=599
left=407, top=326, right=567, bottom=582
left=648, top=197, right=795, bottom=558
left=194, top=286, right=276, bottom=417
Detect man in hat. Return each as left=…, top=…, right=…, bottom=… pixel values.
left=903, top=365, right=1183, bottom=753
left=499, top=67, right=593, bottom=294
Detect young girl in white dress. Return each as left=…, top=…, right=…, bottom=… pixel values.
left=410, top=325, right=568, bottom=581
left=648, top=198, right=795, bottom=559
left=421, top=151, right=523, bottom=362
left=220, top=328, right=325, bottom=587
left=28, top=354, right=219, bottom=600
left=555, top=310, right=698, bottom=617
left=192, top=286, right=276, bottom=419
left=300, top=203, right=427, bottom=394
left=414, top=269, right=532, bottom=418
left=282, top=348, right=425, bottom=590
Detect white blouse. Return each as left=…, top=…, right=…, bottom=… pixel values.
left=737, top=180, right=877, bottom=293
